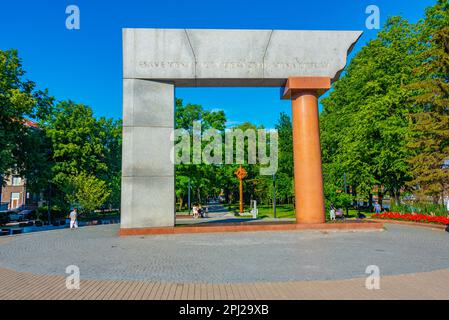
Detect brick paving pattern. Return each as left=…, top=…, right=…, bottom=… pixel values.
left=0, top=223, right=448, bottom=299
left=1, top=267, right=448, bottom=300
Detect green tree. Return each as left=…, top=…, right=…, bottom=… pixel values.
left=44, top=101, right=120, bottom=211
left=63, top=173, right=111, bottom=214
left=320, top=16, right=423, bottom=205
left=17, top=123, right=53, bottom=194
left=0, top=49, right=121, bottom=213
left=98, top=118, right=122, bottom=208
left=0, top=49, right=53, bottom=183
left=275, top=113, right=294, bottom=204
left=175, top=99, right=227, bottom=208
left=406, top=0, right=449, bottom=202
left=45, top=101, right=109, bottom=182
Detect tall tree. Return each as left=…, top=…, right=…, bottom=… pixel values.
left=45, top=101, right=109, bottom=182
left=320, top=16, right=423, bottom=205
left=407, top=0, right=449, bottom=202
left=97, top=117, right=122, bottom=208
left=62, top=173, right=111, bottom=214
left=274, top=113, right=294, bottom=204
left=0, top=49, right=53, bottom=183
left=175, top=99, right=227, bottom=208
left=44, top=101, right=119, bottom=211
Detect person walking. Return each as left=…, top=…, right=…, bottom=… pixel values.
left=329, top=204, right=336, bottom=221
left=69, top=208, right=78, bottom=229
left=374, top=202, right=382, bottom=214
left=192, top=205, right=199, bottom=219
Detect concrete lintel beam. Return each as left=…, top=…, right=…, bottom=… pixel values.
left=123, top=28, right=362, bottom=85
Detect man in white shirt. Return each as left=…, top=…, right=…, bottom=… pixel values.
left=69, top=208, right=78, bottom=229
left=192, top=205, right=199, bottom=219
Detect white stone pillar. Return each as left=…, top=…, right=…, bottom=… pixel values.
left=121, top=79, right=175, bottom=229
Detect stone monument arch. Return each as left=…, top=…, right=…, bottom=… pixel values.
left=121, top=28, right=362, bottom=234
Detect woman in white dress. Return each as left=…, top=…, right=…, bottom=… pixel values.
left=192, top=205, right=199, bottom=219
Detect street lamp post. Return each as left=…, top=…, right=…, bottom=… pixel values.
left=47, top=180, right=52, bottom=223
left=0, top=174, right=3, bottom=210
left=188, top=177, right=191, bottom=215
left=344, top=173, right=349, bottom=217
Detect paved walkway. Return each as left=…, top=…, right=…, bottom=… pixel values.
left=176, top=203, right=237, bottom=225
left=176, top=203, right=270, bottom=226
left=1, top=267, right=448, bottom=300
left=0, top=223, right=448, bottom=299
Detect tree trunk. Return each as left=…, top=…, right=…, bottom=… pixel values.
left=395, top=191, right=401, bottom=206
left=352, top=187, right=358, bottom=207
left=432, top=196, right=439, bottom=205
left=378, top=190, right=383, bottom=208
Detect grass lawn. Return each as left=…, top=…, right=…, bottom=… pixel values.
left=226, top=203, right=296, bottom=219
left=258, top=204, right=296, bottom=219
left=226, top=203, right=375, bottom=220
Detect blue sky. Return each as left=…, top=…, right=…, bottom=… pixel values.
left=0, top=0, right=437, bottom=128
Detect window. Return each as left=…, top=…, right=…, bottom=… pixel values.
left=12, top=177, right=22, bottom=186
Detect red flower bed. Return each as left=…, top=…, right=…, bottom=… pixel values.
left=373, top=212, right=449, bottom=225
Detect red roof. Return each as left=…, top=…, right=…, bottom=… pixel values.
left=23, top=120, right=39, bottom=128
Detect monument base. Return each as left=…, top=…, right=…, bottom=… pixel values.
left=119, top=221, right=384, bottom=236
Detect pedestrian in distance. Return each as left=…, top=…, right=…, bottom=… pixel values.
left=192, top=204, right=199, bottom=219
left=329, top=204, right=336, bottom=221
left=374, top=202, right=382, bottom=214
left=69, top=208, right=78, bottom=229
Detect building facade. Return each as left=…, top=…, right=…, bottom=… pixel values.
left=0, top=175, right=27, bottom=211
left=0, top=120, right=42, bottom=212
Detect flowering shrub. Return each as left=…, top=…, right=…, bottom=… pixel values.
left=373, top=212, right=449, bottom=225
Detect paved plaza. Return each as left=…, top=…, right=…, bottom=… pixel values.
left=0, top=223, right=448, bottom=299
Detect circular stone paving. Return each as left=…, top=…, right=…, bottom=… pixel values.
left=0, top=224, right=448, bottom=284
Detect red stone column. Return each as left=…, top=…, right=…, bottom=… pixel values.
left=282, top=77, right=331, bottom=224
